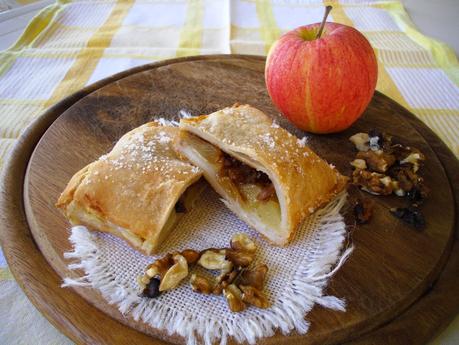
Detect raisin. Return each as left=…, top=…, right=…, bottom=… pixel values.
left=390, top=207, right=425, bottom=230
left=354, top=198, right=374, bottom=224
left=406, top=188, right=424, bottom=204
left=369, top=129, right=383, bottom=139
left=142, top=278, right=161, bottom=298
left=257, top=183, right=275, bottom=201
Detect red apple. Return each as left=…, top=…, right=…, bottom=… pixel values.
left=265, top=18, right=377, bottom=133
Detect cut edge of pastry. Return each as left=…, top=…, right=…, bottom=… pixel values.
left=56, top=166, right=205, bottom=255
left=175, top=128, right=290, bottom=246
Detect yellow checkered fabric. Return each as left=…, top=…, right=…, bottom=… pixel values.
left=0, top=1, right=458, bottom=342
left=1, top=0, right=458, bottom=170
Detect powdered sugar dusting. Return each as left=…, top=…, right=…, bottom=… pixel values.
left=155, top=109, right=193, bottom=127
left=157, top=131, right=172, bottom=144
left=271, top=121, right=280, bottom=129
left=179, top=109, right=192, bottom=119
left=261, top=133, right=275, bottom=149
left=297, top=136, right=309, bottom=147
left=157, top=118, right=177, bottom=127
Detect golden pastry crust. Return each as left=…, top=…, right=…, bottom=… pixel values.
left=56, top=122, right=202, bottom=255
left=175, top=104, right=347, bottom=246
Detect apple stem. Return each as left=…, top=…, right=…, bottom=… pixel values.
left=316, top=5, right=332, bottom=39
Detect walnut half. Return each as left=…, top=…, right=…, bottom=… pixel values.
left=223, top=284, right=246, bottom=312
left=230, top=233, right=256, bottom=253
left=198, top=249, right=233, bottom=272
left=240, top=285, right=270, bottom=309
left=190, top=273, right=215, bottom=294
left=159, top=254, right=189, bottom=291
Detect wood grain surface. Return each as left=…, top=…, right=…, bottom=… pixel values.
left=1, top=55, right=458, bottom=345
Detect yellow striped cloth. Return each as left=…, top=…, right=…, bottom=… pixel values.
left=0, top=1, right=458, bottom=343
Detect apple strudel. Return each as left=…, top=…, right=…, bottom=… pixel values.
left=56, top=122, right=203, bottom=255
left=174, top=104, right=347, bottom=246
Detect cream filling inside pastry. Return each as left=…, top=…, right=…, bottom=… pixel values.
left=176, top=132, right=285, bottom=243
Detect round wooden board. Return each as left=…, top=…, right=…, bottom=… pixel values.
left=1, top=55, right=458, bottom=345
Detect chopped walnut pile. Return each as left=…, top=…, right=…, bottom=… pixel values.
left=349, top=130, right=428, bottom=229
left=138, top=233, right=270, bottom=313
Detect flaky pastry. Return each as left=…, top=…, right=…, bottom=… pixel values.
left=175, top=104, right=347, bottom=246
left=56, top=122, right=203, bottom=255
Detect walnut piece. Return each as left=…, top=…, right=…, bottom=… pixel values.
left=213, top=269, right=240, bottom=295
left=226, top=249, right=254, bottom=268
left=190, top=273, right=215, bottom=294
left=356, top=150, right=396, bottom=173
left=352, top=169, right=393, bottom=195
left=198, top=249, right=233, bottom=272
left=240, top=285, right=270, bottom=309
left=350, top=158, right=367, bottom=170
left=180, top=249, right=200, bottom=264
left=159, top=254, right=188, bottom=291
left=238, top=264, right=268, bottom=290
left=146, top=254, right=174, bottom=278
left=400, top=152, right=425, bottom=172
left=138, top=234, right=271, bottom=313
left=348, top=130, right=428, bottom=230
left=230, top=233, right=256, bottom=253
left=349, top=133, right=370, bottom=152
left=223, top=284, right=246, bottom=312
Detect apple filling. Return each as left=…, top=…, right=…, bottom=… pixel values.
left=219, top=152, right=277, bottom=203
left=175, top=131, right=283, bottom=237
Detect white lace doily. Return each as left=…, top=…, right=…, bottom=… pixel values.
left=63, top=188, right=352, bottom=345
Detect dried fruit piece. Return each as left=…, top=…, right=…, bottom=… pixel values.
left=142, top=277, right=161, bottom=298
left=353, top=198, right=374, bottom=224
left=349, top=133, right=370, bottom=152
left=256, top=183, right=276, bottom=202
left=223, top=284, right=246, bottom=312
left=159, top=254, right=188, bottom=291
left=226, top=249, right=254, bottom=268
left=240, top=285, right=270, bottom=309
left=406, top=186, right=428, bottom=205
left=198, top=249, right=233, bottom=272
left=181, top=249, right=200, bottom=264
left=238, top=264, right=268, bottom=290
left=390, top=207, right=425, bottom=229
left=190, top=273, right=215, bottom=294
